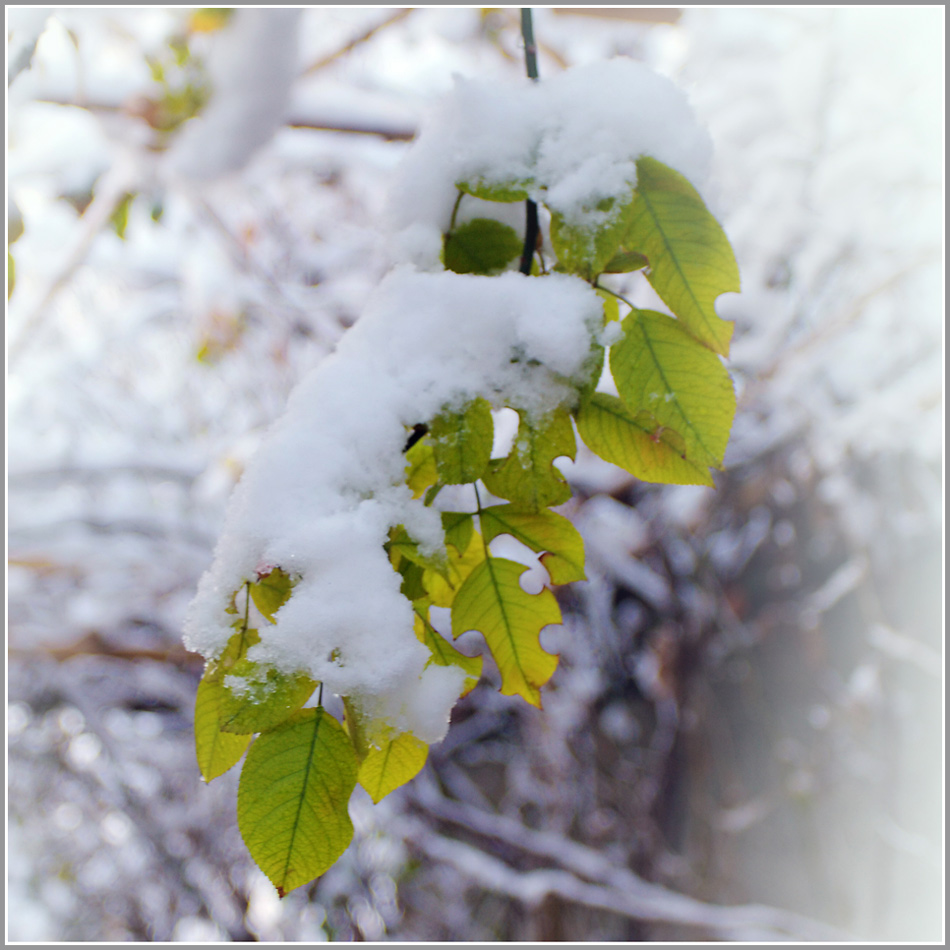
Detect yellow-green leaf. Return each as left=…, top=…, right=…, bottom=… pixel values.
left=442, top=512, right=474, bottom=557
left=550, top=187, right=637, bottom=280
left=482, top=407, right=576, bottom=513
left=405, top=439, right=438, bottom=499
left=444, top=218, right=522, bottom=275
left=414, top=605, right=482, bottom=694
left=219, top=661, right=317, bottom=735
left=358, top=732, right=429, bottom=803
left=423, top=524, right=486, bottom=608
left=250, top=567, right=294, bottom=622
left=610, top=309, right=735, bottom=470
left=195, top=672, right=252, bottom=781
left=602, top=249, right=649, bottom=274
left=430, top=397, right=494, bottom=485
left=451, top=557, right=561, bottom=707
left=238, top=708, right=358, bottom=897
left=458, top=177, right=532, bottom=203
left=575, top=392, right=714, bottom=487
left=626, top=157, right=739, bottom=355
left=479, top=504, right=586, bottom=584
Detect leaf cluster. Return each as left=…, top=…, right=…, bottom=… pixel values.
left=196, top=152, right=739, bottom=894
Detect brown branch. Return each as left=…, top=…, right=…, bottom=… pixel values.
left=9, top=632, right=202, bottom=666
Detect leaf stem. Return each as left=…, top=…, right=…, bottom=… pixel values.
left=595, top=281, right=640, bottom=313
left=519, top=8, right=540, bottom=275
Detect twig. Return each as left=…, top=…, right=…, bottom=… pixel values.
left=518, top=9, right=540, bottom=276
left=302, top=9, right=413, bottom=75
left=398, top=788, right=850, bottom=940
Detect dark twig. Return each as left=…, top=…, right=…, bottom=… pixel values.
left=519, top=9, right=540, bottom=275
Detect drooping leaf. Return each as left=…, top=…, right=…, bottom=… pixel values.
left=549, top=187, right=637, bottom=280
left=237, top=708, right=358, bottom=897
left=575, top=391, right=714, bottom=487
left=358, top=732, right=429, bottom=803
left=451, top=557, right=561, bottom=707
left=626, top=157, right=739, bottom=355
left=430, top=397, right=494, bottom=485
left=479, top=504, right=586, bottom=584
left=444, top=218, right=522, bottom=275
left=609, top=309, right=735, bottom=470
left=195, top=672, right=252, bottom=781
left=250, top=567, right=294, bottom=622
left=482, top=407, right=576, bottom=512
left=414, top=604, right=482, bottom=694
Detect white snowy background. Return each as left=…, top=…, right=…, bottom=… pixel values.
left=7, top=7, right=943, bottom=942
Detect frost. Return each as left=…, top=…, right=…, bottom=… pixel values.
left=389, top=58, right=711, bottom=265
left=184, top=268, right=602, bottom=737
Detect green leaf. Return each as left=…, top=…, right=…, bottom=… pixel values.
left=219, top=662, right=317, bottom=735
left=549, top=187, right=637, bottom=279
left=423, top=524, right=486, bottom=608
left=451, top=557, right=561, bottom=707
left=250, top=567, right=294, bottom=622
left=405, top=439, right=438, bottom=499
left=626, top=157, right=739, bottom=355
left=458, top=178, right=532, bottom=203
left=442, top=512, right=474, bottom=557
left=414, top=604, right=482, bottom=694
left=195, top=672, right=252, bottom=781
left=610, top=309, right=735, bottom=470
left=602, top=249, right=649, bottom=274
left=109, top=192, right=135, bottom=240
left=575, top=392, right=714, bottom=487
left=358, top=732, right=429, bottom=803
left=597, top=288, right=620, bottom=324
left=430, top=397, right=494, bottom=485
left=237, top=708, right=358, bottom=897
left=444, top=218, right=522, bottom=275
left=483, top=408, right=576, bottom=512
left=479, top=504, right=586, bottom=584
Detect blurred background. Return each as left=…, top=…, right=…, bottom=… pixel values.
left=6, top=7, right=943, bottom=942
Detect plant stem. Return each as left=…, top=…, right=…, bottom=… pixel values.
left=595, top=281, right=640, bottom=313
left=520, top=8, right=539, bottom=80
left=519, top=8, right=540, bottom=275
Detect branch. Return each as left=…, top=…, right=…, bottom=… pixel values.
left=302, top=9, right=414, bottom=75
left=406, top=778, right=850, bottom=941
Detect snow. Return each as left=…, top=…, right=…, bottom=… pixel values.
left=184, top=268, right=602, bottom=740
left=165, top=9, right=303, bottom=181
left=388, top=58, right=712, bottom=268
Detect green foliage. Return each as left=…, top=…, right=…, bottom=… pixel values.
left=451, top=557, right=561, bottom=707
left=195, top=79, right=741, bottom=894
left=625, top=157, right=740, bottom=355
left=430, top=397, right=494, bottom=484
left=237, top=708, right=358, bottom=897
left=482, top=407, right=576, bottom=512
left=610, top=309, right=735, bottom=472
left=444, top=218, right=522, bottom=275
left=358, top=732, right=429, bottom=803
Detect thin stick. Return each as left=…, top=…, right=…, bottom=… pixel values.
left=518, top=9, right=540, bottom=275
